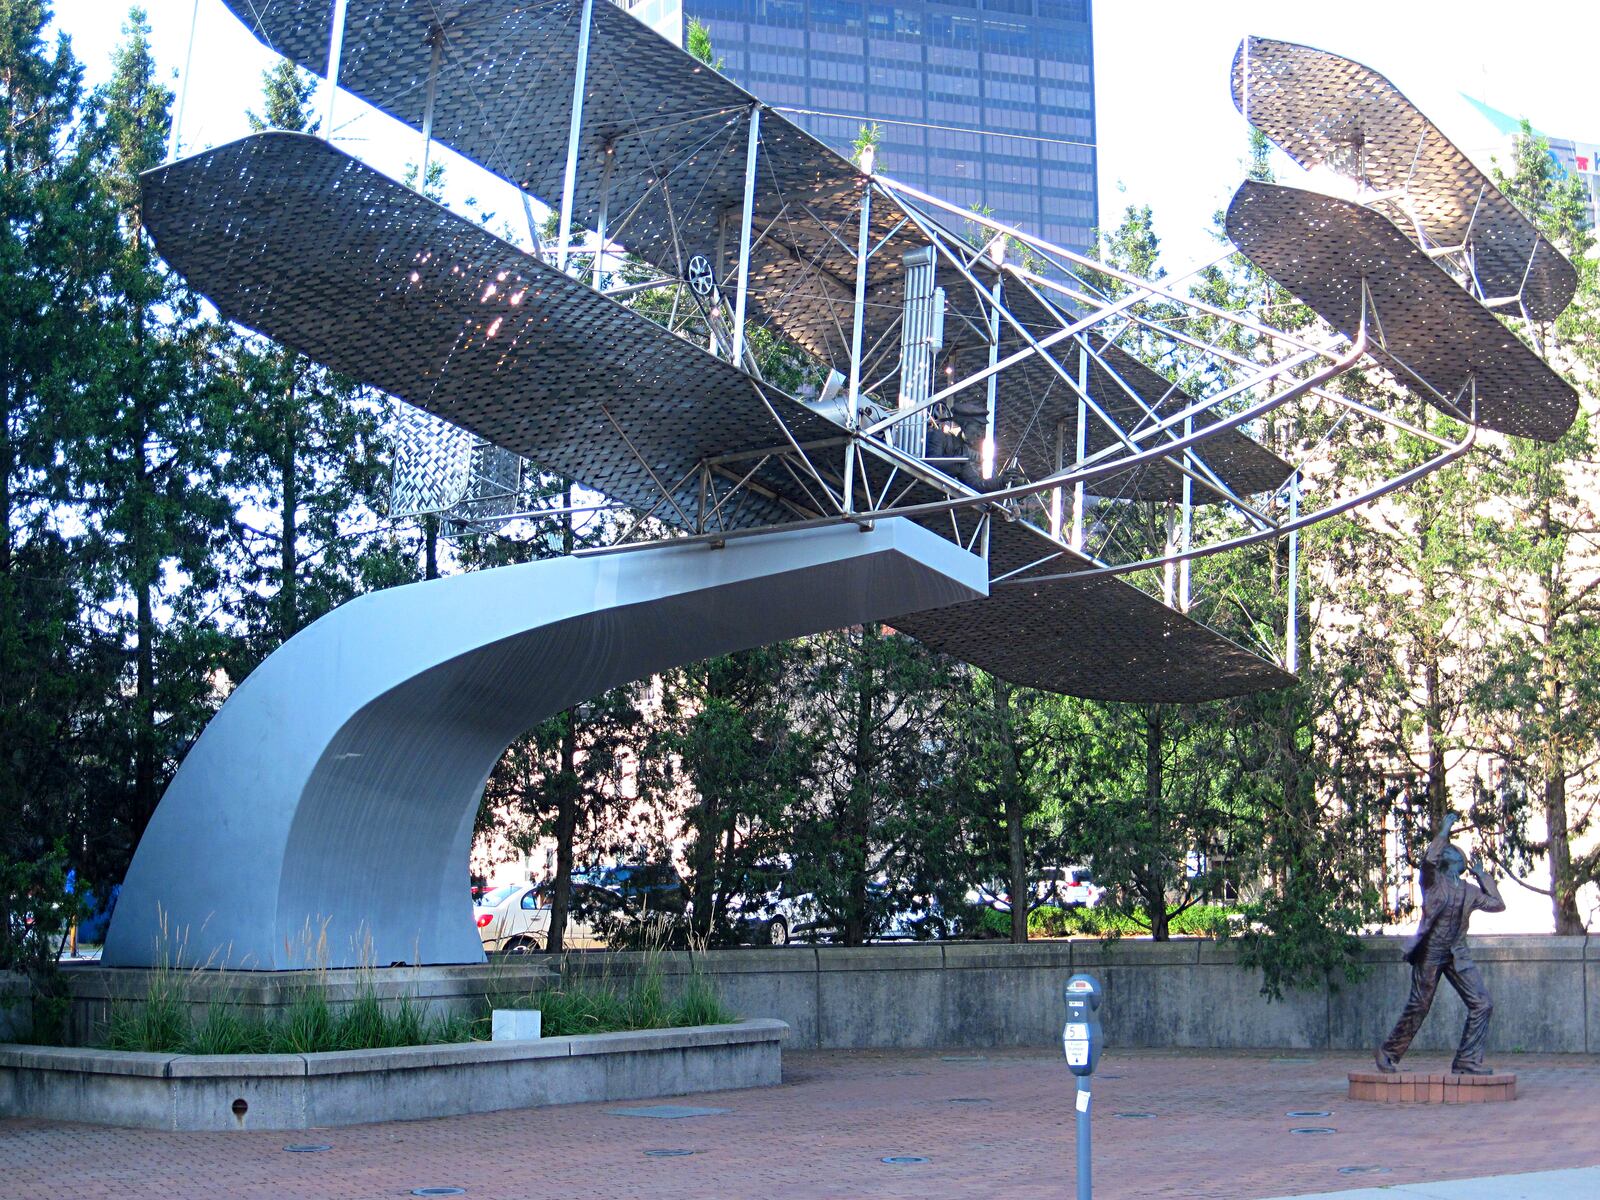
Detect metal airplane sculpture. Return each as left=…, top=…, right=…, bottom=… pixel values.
left=103, top=6, right=1579, bottom=968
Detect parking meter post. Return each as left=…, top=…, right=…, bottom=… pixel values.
left=1062, top=973, right=1102, bottom=1200
left=1076, top=1075, right=1091, bottom=1200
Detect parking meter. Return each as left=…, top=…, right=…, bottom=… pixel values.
left=1062, top=973, right=1103, bottom=1200
left=1062, top=973, right=1103, bottom=1074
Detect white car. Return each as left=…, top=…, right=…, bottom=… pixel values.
left=473, top=883, right=611, bottom=953
left=1036, top=865, right=1105, bottom=909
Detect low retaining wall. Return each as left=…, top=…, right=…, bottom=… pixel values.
left=0, top=1018, right=786, bottom=1130
left=682, top=936, right=1595, bottom=1054
left=12, top=934, right=1595, bottom=1057
left=677, top=935, right=1594, bottom=1054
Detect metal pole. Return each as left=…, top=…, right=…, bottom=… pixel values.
left=1076, top=1076, right=1092, bottom=1200
left=167, top=0, right=200, bottom=163
left=417, top=27, right=442, bottom=194
left=558, top=0, right=595, bottom=274
left=983, top=239, right=1004, bottom=480
left=593, top=146, right=615, bottom=289
left=1179, top=414, right=1193, bottom=611
left=1286, top=472, right=1300, bottom=673
left=843, top=148, right=874, bottom=512
left=1071, top=343, right=1088, bottom=551
left=323, top=0, right=350, bottom=139
left=732, top=106, right=761, bottom=365
left=1050, top=419, right=1065, bottom=538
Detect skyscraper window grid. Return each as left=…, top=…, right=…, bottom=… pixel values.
left=627, top=0, right=1099, bottom=254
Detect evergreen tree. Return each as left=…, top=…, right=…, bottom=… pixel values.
left=0, top=0, right=122, bottom=996
left=221, top=61, right=395, bottom=675
left=786, top=625, right=971, bottom=945
left=76, top=9, right=234, bottom=861
left=1471, top=122, right=1600, bottom=933
left=639, top=644, right=811, bottom=941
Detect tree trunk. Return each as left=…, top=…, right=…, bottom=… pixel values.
left=278, top=392, right=298, bottom=643
left=1145, top=703, right=1169, bottom=940
left=994, top=680, right=1028, bottom=944
left=1540, top=583, right=1582, bottom=933
left=132, top=309, right=157, bottom=825
left=842, top=625, right=877, bottom=947
left=423, top=514, right=439, bottom=580
left=546, top=716, right=578, bottom=954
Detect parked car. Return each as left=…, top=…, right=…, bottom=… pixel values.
left=573, top=862, right=689, bottom=915
left=1035, top=865, right=1105, bottom=909
left=472, top=882, right=618, bottom=953
left=967, top=865, right=1104, bottom=914
left=724, top=865, right=818, bottom=946
left=744, top=880, right=948, bottom=944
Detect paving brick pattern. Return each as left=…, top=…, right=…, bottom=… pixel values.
left=3, top=1048, right=1596, bottom=1200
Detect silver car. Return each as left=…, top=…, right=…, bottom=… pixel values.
left=473, top=883, right=608, bottom=953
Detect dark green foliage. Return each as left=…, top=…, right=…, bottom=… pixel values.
left=641, top=645, right=810, bottom=940
left=501, top=956, right=735, bottom=1036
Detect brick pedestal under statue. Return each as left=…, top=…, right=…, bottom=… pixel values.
left=1348, top=1070, right=1517, bottom=1103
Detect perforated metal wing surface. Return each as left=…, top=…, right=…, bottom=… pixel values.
left=1232, top=36, right=1577, bottom=321
left=1226, top=181, right=1577, bottom=442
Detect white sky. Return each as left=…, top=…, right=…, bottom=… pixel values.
left=52, top=0, right=1600, bottom=267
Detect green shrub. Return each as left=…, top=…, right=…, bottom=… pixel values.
left=507, top=954, right=736, bottom=1036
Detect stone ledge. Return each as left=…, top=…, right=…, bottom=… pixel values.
left=1348, top=1070, right=1517, bottom=1103
left=0, top=1020, right=786, bottom=1129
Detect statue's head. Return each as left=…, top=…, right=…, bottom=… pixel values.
left=1440, top=845, right=1467, bottom=879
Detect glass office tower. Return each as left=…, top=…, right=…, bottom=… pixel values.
left=621, top=0, right=1099, bottom=253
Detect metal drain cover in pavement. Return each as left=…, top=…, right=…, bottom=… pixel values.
left=948, top=1097, right=992, bottom=1104
left=939, top=1055, right=984, bottom=1062
left=881, top=1156, right=930, bottom=1165
left=643, top=1149, right=697, bottom=1158
left=609, top=1105, right=728, bottom=1119
left=283, top=1144, right=331, bottom=1153
left=1287, top=1110, right=1332, bottom=1117
left=1114, top=1112, right=1156, bottom=1119
left=410, top=1190, right=466, bottom=1197
left=1339, top=1166, right=1393, bottom=1176
left=1290, top=1127, right=1337, bottom=1135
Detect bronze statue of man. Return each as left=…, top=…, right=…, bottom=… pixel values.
left=1376, top=812, right=1505, bottom=1075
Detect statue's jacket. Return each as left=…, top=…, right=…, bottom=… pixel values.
left=1403, top=839, right=1506, bottom=968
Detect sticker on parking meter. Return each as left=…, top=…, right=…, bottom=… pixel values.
left=1065, top=1040, right=1089, bottom=1067
left=1075, top=1089, right=1090, bottom=1112
left=1064, top=1023, right=1088, bottom=1041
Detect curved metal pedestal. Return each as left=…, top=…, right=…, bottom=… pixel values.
left=103, top=520, right=984, bottom=969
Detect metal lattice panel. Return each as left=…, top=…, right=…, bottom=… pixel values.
left=142, top=132, right=835, bottom=528
left=1231, top=36, right=1577, bottom=321
left=895, top=518, right=1294, bottom=703
left=390, top=400, right=476, bottom=517
left=1225, top=181, right=1577, bottom=442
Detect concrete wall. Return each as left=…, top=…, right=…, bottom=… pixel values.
left=574, top=936, right=1597, bottom=1054
left=0, top=1019, right=785, bottom=1130
left=12, top=934, right=1595, bottom=1055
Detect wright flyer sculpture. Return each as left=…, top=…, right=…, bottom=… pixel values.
left=104, top=12, right=1580, bottom=969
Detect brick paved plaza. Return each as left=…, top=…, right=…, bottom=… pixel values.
left=3, top=1047, right=1597, bottom=1199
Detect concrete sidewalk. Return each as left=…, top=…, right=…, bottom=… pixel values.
left=1264, top=1166, right=1600, bottom=1199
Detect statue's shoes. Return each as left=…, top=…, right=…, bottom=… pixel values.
left=1374, top=1048, right=1399, bottom=1074
left=1451, top=1063, right=1494, bottom=1075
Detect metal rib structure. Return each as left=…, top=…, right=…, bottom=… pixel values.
left=102, top=519, right=987, bottom=968
left=1225, top=181, right=1578, bottom=441
left=213, top=0, right=1286, bottom=508
left=142, top=131, right=1293, bottom=701
left=1232, top=35, right=1577, bottom=321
